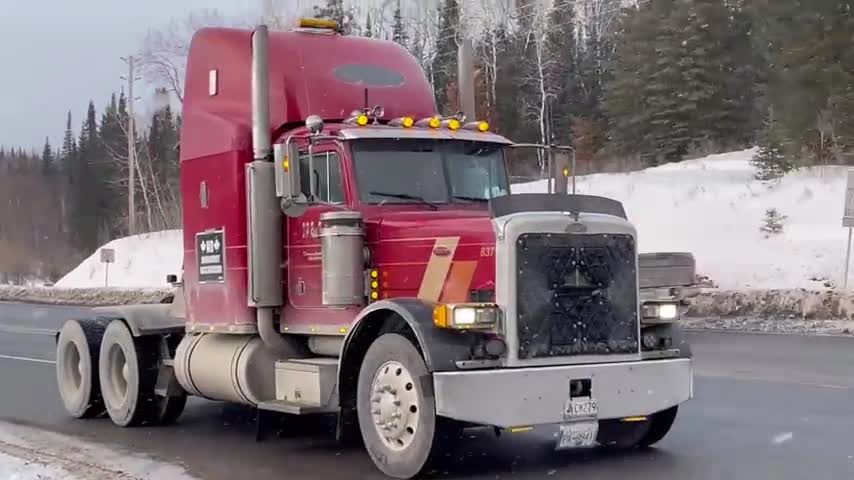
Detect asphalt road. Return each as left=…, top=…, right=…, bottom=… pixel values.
left=0, top=301, right=853, bottom=479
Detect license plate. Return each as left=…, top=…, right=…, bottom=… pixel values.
left=564, top=398, right=598, bottom=418
left=557, top=421, right=599, bottom=449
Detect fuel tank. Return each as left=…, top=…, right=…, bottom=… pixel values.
left=366, top=208, right=497, bottom=303
left=174, top=333, right=304, bottom=405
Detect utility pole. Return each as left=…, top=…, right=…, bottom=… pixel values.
left=121, top=55, right=138, bottom=234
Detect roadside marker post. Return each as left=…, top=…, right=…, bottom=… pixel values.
left=842, top=171, right=854, bottom=289
left=100, top=248, right=115, bottom=287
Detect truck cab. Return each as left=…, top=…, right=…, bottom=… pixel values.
left=54, top=21, right=693, bottom=480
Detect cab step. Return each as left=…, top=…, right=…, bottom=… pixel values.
left=272, top=357, right=339, bottom=414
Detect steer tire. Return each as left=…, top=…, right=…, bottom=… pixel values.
left=56, top=318, right=108, bottom=419
left=357, top=334, right=438, bottom=479
left=597, top=418, right=652, bottom=450
left=639, top=406, right=678, bottom=447
left=98, top=320, right=161, bottom=427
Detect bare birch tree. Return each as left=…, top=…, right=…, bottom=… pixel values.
left=138, top=9, right=239, bottom=104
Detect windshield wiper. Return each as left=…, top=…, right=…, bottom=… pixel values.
left=452, top=195, right=489, bottom=202
left=370, top=191, right=438, bottom=210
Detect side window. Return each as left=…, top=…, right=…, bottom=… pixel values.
left=299, top=151, right=344, bottom=204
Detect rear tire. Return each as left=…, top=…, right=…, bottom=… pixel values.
left=155, top=394, right=187, bottom=426
left=639, top=406, right=678, bottom=447
left=357, top=334, right=436, bottom=479
left=98, top=320, right=161, bottom=427
left=56, top=319, right=107, bottom=419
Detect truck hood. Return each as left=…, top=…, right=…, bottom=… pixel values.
left=367, top=209, right=497, bottom=303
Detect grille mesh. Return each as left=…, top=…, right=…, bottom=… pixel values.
left=516, top=233, right=639, bottom=359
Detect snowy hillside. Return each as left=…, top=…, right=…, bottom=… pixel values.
left=56, top=230, right=182, bottom=288
left=515, top=149, right=850, bottom=290
left=55, top=150, right=852, bottom=290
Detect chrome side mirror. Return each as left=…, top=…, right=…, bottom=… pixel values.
left=274, top=141, right=308, bottom=217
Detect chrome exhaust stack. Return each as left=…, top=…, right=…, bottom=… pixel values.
left=252, top=25, right=272, bottom=161
left=248, top=25, right=289, bottom=354
left=457, top=38, right=476, bottom=121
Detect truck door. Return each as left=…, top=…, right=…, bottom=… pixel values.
left=287, top=145, right=347, bottom=309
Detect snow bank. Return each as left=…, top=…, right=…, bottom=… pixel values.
left=0, top=420, right=197, bottom=479
left=689, top=288, right=854, bottom=319
left=0, top=285, right=174, bottom=306
left=56, top=230, right=182, bottom=288
left=515, top=149, right=852, bottom=290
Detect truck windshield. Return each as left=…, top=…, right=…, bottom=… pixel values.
left=352, top=139, right=509, bottom=204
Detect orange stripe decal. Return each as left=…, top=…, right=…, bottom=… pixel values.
left=439, top=261, right=478, bottom=303
left=417, top=237, right=459, bottom=302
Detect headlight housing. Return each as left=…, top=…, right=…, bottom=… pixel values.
left=433, top=303, right=499, bottom=330
left=641, top=302, right=679, bottom=323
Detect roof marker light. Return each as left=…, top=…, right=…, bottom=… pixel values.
left=464, top=121, right=490, bottom=132
left=444, top=118, right=462, bottom=130
left=298, top=18, right=339, bottom=30
left=390, top=117, right=415, bottom=128
left=415, top=117, right=442, bottom=129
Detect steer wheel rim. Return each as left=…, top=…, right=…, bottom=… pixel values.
left=370, top=360, right=420, bottom=451
left=106, top=343, right=130, bottom=404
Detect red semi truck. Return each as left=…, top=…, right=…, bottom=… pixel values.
left=54, top=21, right=694, bottom=479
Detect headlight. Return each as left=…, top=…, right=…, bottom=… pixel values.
left=642, top=302, right=679, bottom=323
left=433, top=303, right=499, bottom=330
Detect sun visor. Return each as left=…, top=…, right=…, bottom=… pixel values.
left=489, top=194, right=627, bottom=220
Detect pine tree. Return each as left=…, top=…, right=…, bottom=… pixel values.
left=683, top=0, right=744, bottom=148
left=575, top=3, right=618, bottom=164
left=728, top=0, right=765, bottom=146
left=760, top=208, right=786, bottom=236
left=364, top=11, right=373, bottom=38
left=544, top=0, right=579, bottom=145
left=604, top=2, right=664, bottom=161
left=98, top=93, right=127, bottom=238
left=41, top=137, right=54, bottom=177
left=494, top=25, right=537, bottom=144
left=432, top=0, right=460, bottom=114
left=69, top=101, right=104, bottom=252
left=61, top=112, right=76, bottom=165
left=752, top=106, right=794, bottom=180
left=392, top=0, right=408, bottom=47
left=605, top=0, right=752, bottom=164
left=314, top=0, right=345, bottom=25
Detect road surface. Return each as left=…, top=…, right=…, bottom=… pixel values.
left=0, top=301, right=852, bottom=479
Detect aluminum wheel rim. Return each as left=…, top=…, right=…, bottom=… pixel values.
left=61, top=341, right=84, bottom=396
left=370, top=360, right=420, bottom=451
left=106, top=343, right=129, bottom=404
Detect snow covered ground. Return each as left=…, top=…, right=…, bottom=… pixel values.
left=55, top=149, right=852, bottom=291
left=0, top=420, right=196, bottom=479
left=515, top=148, right=851, bottom=290
left=56, top=230, right=182, bottom=288
left=0, top=451, right=72, bottom=480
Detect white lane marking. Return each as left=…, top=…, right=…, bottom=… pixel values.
left=772, top=432, right=794, bottom=445
left=696, top=372, right=851, bottom=390
left=0, top=324, right=55, bottom=336
left=0, top=354, right=55, bottom=364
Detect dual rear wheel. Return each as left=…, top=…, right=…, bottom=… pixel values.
left=56, top=318, right=186, bottom=427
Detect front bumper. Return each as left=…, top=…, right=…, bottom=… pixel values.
left=433, top=358, right=692, bottom=428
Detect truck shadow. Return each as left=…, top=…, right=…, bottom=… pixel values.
left=180, top=404, right=683, bottom=479
left=423, top=428, right=681, bottom=479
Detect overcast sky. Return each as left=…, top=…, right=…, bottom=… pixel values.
left=0, top=0, right=264, bottom=152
